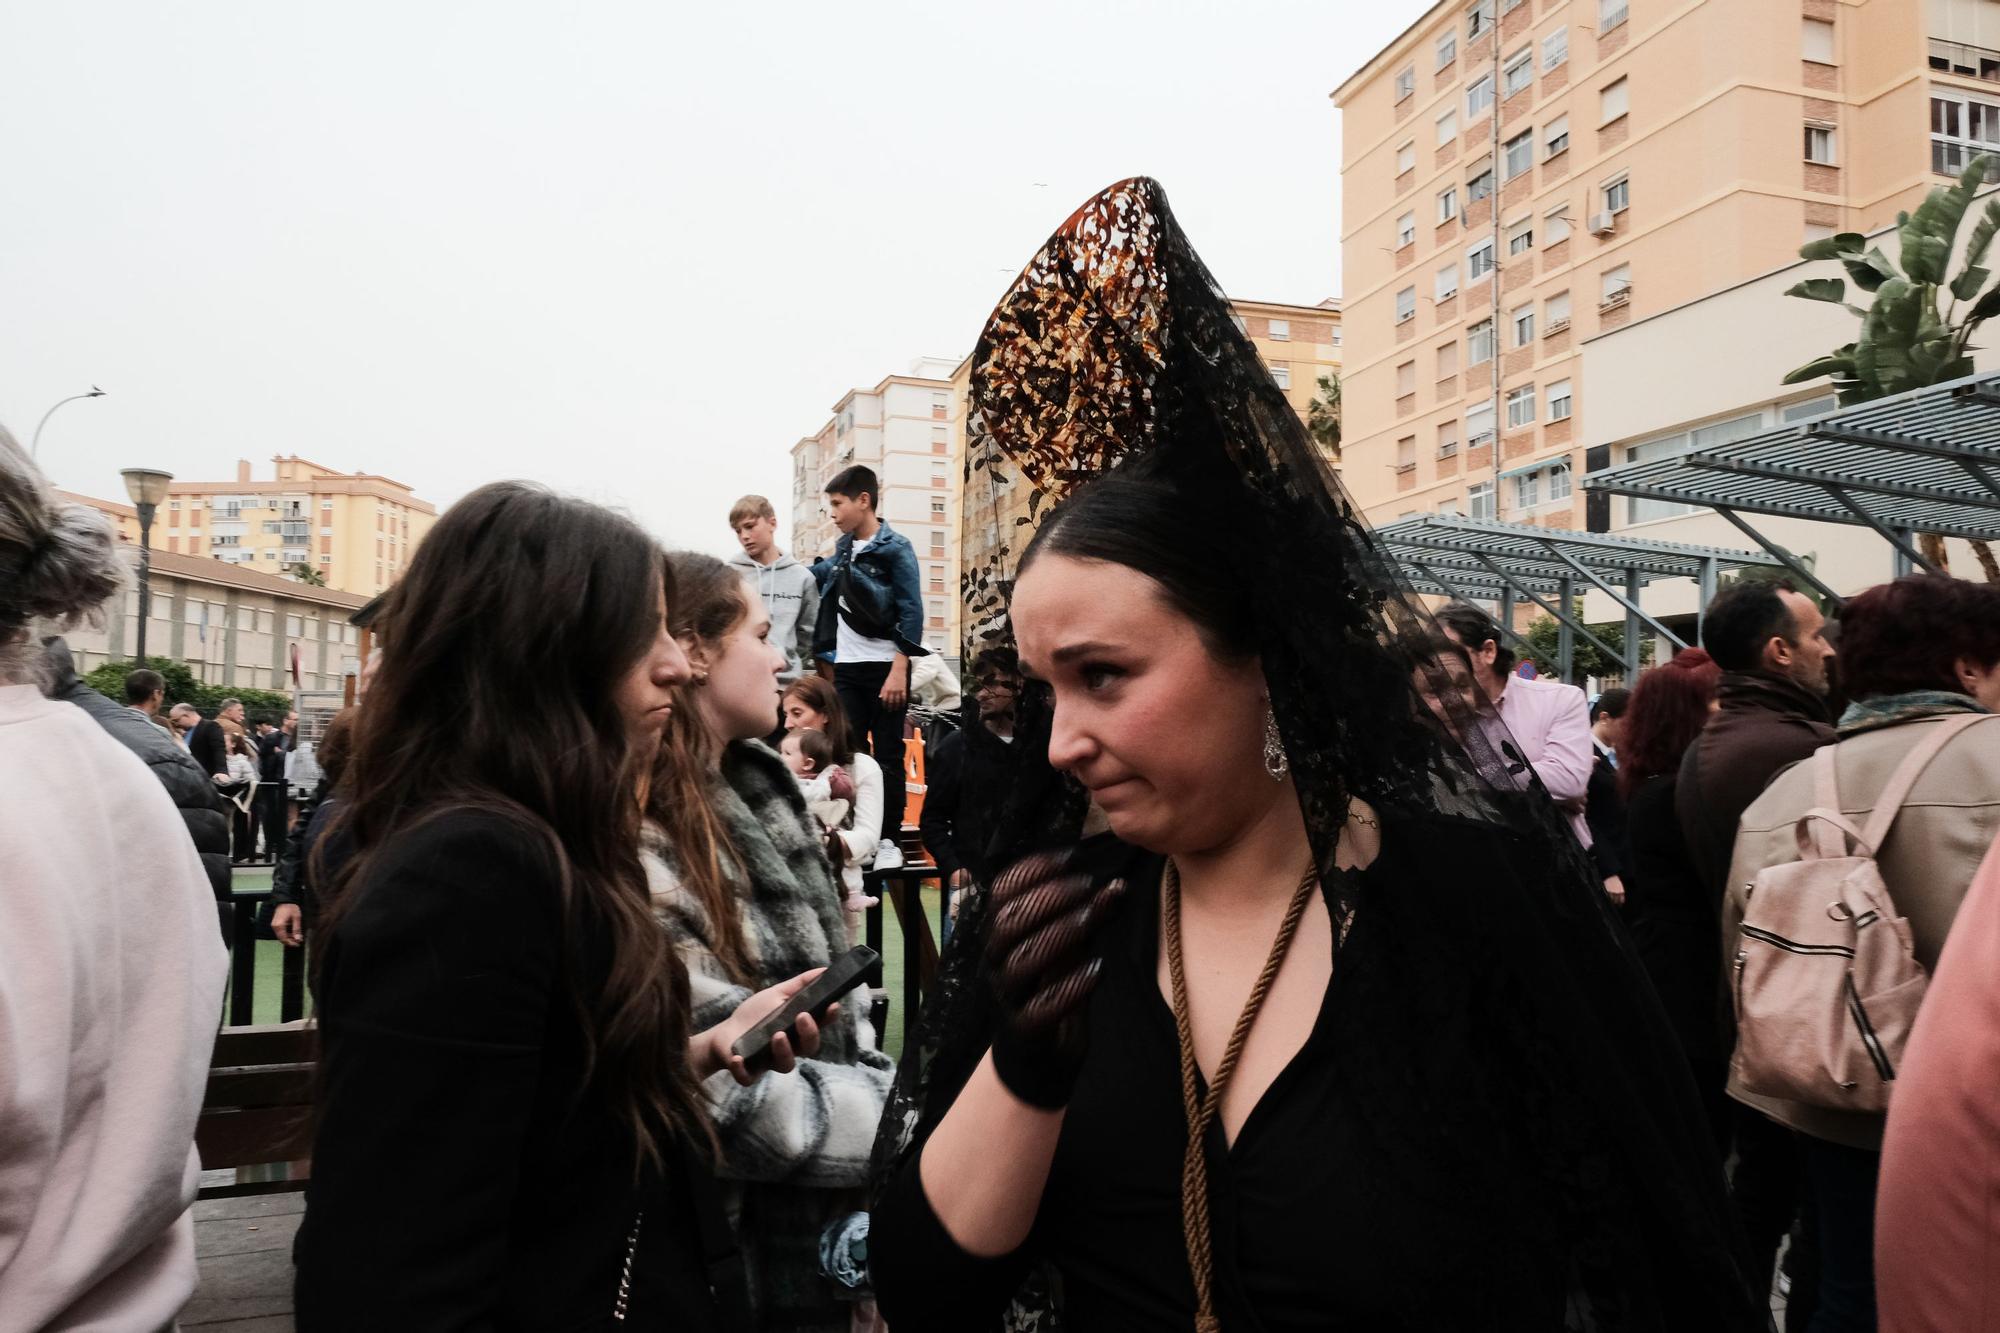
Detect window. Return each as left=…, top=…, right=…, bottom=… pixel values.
left=1603, top=175, right=1630, bottom=213
left=1396, top=140, right=1416, bottom=173
left=1436, top=262, right=1460, bottom=300
left=1599, top=0, right=1627, bottom=33
left=319, top=554, right=332, bottom=565
left=1437, top=340, right=1460, bottom=377
left=1396, top=360, right=1417, bottom=395
left=931, top=498, right=947, bottom=516
left=1548, top=378, right=1573, bottom=420
left=1272, top=364, right=1293, bottom=389
left=1269, top=318, right=1291, bottom=340
left=1782, top=394, right=1837, bottom=423
left=1467, top=236, right=1496, bottom=280
left=1437, top=32, right=1458, bottom=67
left=1804, top=222, right=1836, bottom=245
left=1397, top=212, right=1416, bottom=246
left=1438, top=422, right=1460, bottom=456
left=1549, top=459, right=1573, bottom=502
left=1514, top=468, right=1541, bottom=509
left=931, top=391, right=948, bottom=418
left=286, top=614, right=303, bottom=638
left=1624, top=412, right=1763, bottom=522
left=1469, top=318, right=1496, bottom=364
left=169, top=500, right=181, bottom=512
left=1395, top=287, right=1417, bottom=323
left=1600, top=76, right=1629, bottom=124
left=1507, top=217, right=1533, bottom=254
left=1601, top=263, right=1632, bottom=302
left=1545, top=207, right=1572, bottom=244
left=1395, top=66, right=1416, bottom=101
left=1802, top=17, right=1834, bottom=62
left=1398, top=436, right=1417, bottom=470
left=1503, top=130, right=1534, bottom=180
left=1467, top=0, right=1494, bottom=39
left=1437, top=109, right=1458, bottom=145
left=1503, top=48, right=1532, bottom=98
left=1437, top=185, right=1459, bottom=223
left=1931, top=94, right=2000, bottom=177
left=1468, top=74, right=1494, bottom=117
left=1469, top=401, right=1496, bottom=442
left=1545, top=290, right=1572, bottom=328
left=1506, top=384, right=1537, bottom=428
left=1805, top=123, right=1836, bottom=164
left=320, top=499, right=333, bottom=511
left=1468, top=162, right=1495, bottom=201
left=1543, top=26, right=1569, bottom=69
left=1511, top=303, right=1535, bottom=345
left=1545, top=114, right=1570, bottom=157
left=1469, top=479, right=1497, bottom=520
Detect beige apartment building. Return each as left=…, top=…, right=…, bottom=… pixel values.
left=1333, top=0, right=1954, bottom=533
left=153, top=455, right=437, bottom=596
left=789, top=358, right=963, bottom=662
left=1232, top=298, right=1346, bottom=443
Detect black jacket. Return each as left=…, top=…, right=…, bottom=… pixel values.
left=187, top=717, right=230, bottom=780
left=916, top=723, right=1028, bottom=886
left=1674, top=672, right=1835, bottom=899
left=1585, top=747, right=1626, bottom=881
left=41, top=638, right=232, bottom=902
left=296, top=808, right=746, bottom=1331
left=257, top=729, right=289, bottom=781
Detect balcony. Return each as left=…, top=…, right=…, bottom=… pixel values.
left=1931, top=38, right=2000, bottom=84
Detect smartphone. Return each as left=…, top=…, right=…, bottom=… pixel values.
left=729, top=945, right=880, bottom=1072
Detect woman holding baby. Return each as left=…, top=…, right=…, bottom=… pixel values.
left=642, top=551, right=894, bottom=1333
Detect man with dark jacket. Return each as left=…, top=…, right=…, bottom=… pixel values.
left=40, top=639, right=232, bottom=904
left=186, top=709, right=229, bottom=783
left=1674, top=579, right=1837, bottom=1320
left=918, top=652, right=1024, bottom=895
left=254, top=722, right=289, bottom=863
left=1586, top=688, right=1630, bottom=903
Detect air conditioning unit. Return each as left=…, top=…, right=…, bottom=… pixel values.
left=1587, top=211, right=1617, bottom=236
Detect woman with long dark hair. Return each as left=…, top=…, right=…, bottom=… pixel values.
left=296, top=484, right=827, bottom=1330
left=1613, top=647, right=1729, bottom=1149
left=867, top=179, right=1759, bottom=1331
left=644, top=552, right=894, bottom=1333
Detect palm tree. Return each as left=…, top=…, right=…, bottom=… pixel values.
left=1308, top=371, right=1342, bottom=459
left=289, top=562, right=327, bottom=587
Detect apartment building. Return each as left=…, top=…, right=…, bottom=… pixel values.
left=1333, top=0, right=1939, bottom=532
left=789, top=358, right=962, bottom=661
left=154, top=455, right=438, bottom=596
left=1232, top=298, right=1346, bottom=442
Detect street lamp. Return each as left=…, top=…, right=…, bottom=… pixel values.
left=31, top=387, right=106, bottom=460
left=120, top=467, right=174, bottom=665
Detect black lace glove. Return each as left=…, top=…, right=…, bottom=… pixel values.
left=985, top=846, right=1128, bottom=1109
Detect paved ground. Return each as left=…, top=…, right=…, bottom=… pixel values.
left=181, top=1175, right=299, bottom=1330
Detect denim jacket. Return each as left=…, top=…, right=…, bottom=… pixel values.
left=810, top=522, right=930, bottom=660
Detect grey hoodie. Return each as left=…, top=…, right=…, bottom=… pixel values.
left=727, top=550, right=821, bottom=682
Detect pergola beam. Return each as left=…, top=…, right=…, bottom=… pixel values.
left=1537, top=539, right=1688, bottom=651
left=1685, top=454, right=1991, bottom=508
left=1826, top=486, right=1948, bottom=576
left=1470, top=552, right=1626, bottom=667
left=1709, top=507, right=1845, bottom=610
left=1584, top=478, right=2000, bottom=543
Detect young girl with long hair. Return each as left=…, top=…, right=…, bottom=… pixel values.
left=296, top=484, right=826, bottom=1330
left=645, top=552, right=894, bottom=1333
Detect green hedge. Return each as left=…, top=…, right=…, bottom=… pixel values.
left=84, top=658, right=294, bottom=724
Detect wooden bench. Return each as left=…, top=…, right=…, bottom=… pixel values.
left=197, top=1022, right=315, bottom=1200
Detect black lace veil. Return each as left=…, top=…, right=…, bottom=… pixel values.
left=871, top=178, right=1759, bottom=1330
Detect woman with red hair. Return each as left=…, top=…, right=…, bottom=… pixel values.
left=1616, top=647, right=1730, bottom=1150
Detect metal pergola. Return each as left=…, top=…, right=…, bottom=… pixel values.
left=1375, top=513, right=1786, bottom=680
left=1583, top=371, right=2000, bottom=603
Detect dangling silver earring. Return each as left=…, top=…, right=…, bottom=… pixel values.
left=1262, top=703, right=1289, bottom=781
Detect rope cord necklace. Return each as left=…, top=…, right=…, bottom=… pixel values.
left=1162, top=855, right=1320, bottom=1333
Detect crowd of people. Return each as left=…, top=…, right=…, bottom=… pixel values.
left=6, top=173, right=2000, bottom=1332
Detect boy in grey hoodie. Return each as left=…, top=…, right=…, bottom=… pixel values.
left=727, top=494, right=821, bottom=683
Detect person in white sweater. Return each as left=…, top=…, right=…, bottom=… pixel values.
left=0, top=427, right=228, bottom=1330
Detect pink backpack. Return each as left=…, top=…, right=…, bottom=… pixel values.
left=1731, top=713, right=1990, bottom=1114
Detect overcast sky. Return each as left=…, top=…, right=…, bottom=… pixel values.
left=3, top=2, right=1415, bottom=558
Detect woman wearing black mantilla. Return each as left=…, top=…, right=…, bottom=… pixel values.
left=866, top=178, right=1761, bottom=1332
